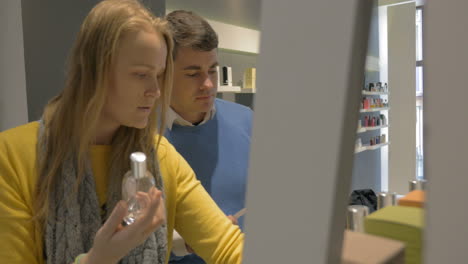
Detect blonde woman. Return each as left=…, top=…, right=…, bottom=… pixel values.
left=0, top=1, right=243, bottom=264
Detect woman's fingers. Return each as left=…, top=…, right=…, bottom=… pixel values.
left=105, top=187, right=166, bottom=248
left=148, top=188, right=162, bottom=215
left=139, top=188, right=163, bottom=235
left=116, top=188, right=165, bottom=239
left=100, top=201, right=127, bottom=239
left=148, top=191, right=166, bottom=233
left=90, top=190, right=166, bottom=264
left=136, top=191, right=151, bottom=210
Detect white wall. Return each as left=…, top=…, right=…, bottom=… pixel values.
left=0, top=1, right=28, bottom=131
left=20, top=0, right=164, bottom=121
left=208, top=20, right=260, bottom=54
left=425, top=1, right=468, bottom=262
left=166, top=9, right=260, bottom=54
left=387, top=2, right=416, bottom=194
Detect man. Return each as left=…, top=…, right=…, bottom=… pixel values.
left=165, top=10, right=253, bottom=264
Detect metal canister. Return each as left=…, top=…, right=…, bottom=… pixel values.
left=346, top=205, right=369, bottom=232
left=409, top=179, right=427, bottom=191
left=377, top=192, right=397, bottom=209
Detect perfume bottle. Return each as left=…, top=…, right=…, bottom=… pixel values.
left=380, top=114, right=386, bottom=125
left=122, top=152, right=155, bottom=225
left=376, top=82, right=382, bottom=92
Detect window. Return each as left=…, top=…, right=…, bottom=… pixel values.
left=415, top=7, right=424, bottom=179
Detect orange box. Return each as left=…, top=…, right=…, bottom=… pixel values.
left=398, top=190, right=425, bottom=208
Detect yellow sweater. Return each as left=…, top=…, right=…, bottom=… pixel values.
left=0, top=122, right=243, bottom=264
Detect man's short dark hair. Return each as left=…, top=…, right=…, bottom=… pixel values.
left=165, top=10, right=218, bottom=59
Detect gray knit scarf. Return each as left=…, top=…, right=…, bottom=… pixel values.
left=38, top=121, right=167, bottom=264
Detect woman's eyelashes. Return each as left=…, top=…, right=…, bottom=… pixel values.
left=134, top=72, right=162, bottom=81
left=134, top=72, right=149, bottom=79
left=185, top=70, right=217, bottom=78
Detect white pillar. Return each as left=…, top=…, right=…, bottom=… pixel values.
left=425, top=1, right=468, bottom=262
left=242, top=0, right=373, bottom=263
left=387, top=2, right=417, bottom=194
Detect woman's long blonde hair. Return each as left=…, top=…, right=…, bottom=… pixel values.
left=34, top=0, right=173, bottom=228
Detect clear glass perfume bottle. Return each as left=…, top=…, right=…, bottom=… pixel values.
left=122, top=152, right=155, bottom=225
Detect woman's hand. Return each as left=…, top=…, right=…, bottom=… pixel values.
left=83, top=187, right=166, bottom=264
left=227, top=215, right=239, bottom=226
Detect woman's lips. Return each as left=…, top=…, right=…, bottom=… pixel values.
left=138, top=106, right=151, bottom=113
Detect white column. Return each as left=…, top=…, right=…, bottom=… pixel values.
left=379, top=5, right=390, bottom=191
left=425, top=1, right=468, bottom=262
left=242, top=0, right=372, bottom=263
left=387, top=2, right=416, bottom=194
left=0, top=0, right=28, bottom=131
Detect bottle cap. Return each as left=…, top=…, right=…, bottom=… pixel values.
left=130, top=152, right=147, bottom=179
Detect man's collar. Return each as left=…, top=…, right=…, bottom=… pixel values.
left=166, top=105, right=216, bottom=130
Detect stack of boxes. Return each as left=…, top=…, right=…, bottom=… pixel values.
left=344, top=179, right=427, bottom=264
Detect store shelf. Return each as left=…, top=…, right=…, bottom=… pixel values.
left=357, top=125, right=389, bottom=133
left=362, top=91, right=389, bottom=96
left=218, top=85, right=241, bottom=92
left=217, top=87, right=256, bottom=94
left=360, top=107, right=390, bottom=113
left=240, top=88, right=256, bottom=93
left=355, top=142, right=390, bottom=154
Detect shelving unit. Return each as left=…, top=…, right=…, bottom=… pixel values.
left=217, top=86, right=256, bottom=109
left=362, top=91, right=389, bottom=96
left=218, top=85, right=242, bottom=93
left=355, top=142, right=390, bottom=154
left=355, top=85, right=389, bottom=156
left=239, top=88, right=256, bottom=93
left=357, top=125, right=389, bottom=133
left=359, top=107, right=390, bottom=113
left=217, top=88, right=256, bottom=94
left=216, top=43, right=258, bottom=110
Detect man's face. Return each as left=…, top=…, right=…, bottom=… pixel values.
left=102, top=29, right=167, bottom=129
left=171, top=46, right=218, bottom=123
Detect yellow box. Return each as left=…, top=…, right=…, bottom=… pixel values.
left=243, top=67, right=256, bottom=90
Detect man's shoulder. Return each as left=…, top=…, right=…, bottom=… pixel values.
left=215, top=99, right=253, bottom=118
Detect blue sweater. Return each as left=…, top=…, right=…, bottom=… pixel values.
left=166, top=99, right=252, bottom=264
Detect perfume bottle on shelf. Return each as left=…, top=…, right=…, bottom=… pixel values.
left=356, top=138, right=362, bottom=149
left=376, top=82, right=382, bottom=92
left=122, top=152, right=156, bottom=225
left=380, top=114, right=386, bottom=125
